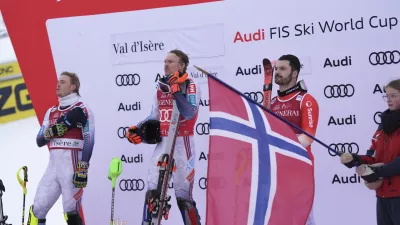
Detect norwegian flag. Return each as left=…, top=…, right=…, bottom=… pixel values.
left=204, top=70, right=315, bottom=225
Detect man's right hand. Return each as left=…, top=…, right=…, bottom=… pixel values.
left=126, top=126, right=142, bottom=144
left=340, top=153, right=363, bottom=168
left=44, top=124, right=68, bottom=140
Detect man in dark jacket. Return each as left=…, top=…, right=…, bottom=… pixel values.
left=340, top=79, right=400, bottom=225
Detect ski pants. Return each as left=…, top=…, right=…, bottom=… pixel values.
left=147, top=135, right=196, bottom=200
left=377, top=196, right=400, bottom=225
left=32, top=149, right=85, bottom=222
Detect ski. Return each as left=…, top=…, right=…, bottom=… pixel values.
left=262, top=58, right=274, bottom=109
left=149, top=99, right=181, bottom=225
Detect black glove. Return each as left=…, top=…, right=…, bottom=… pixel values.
left=356, top=164, right=381, bottom=183
left=73, top=161, right=89, bottom=188
left=340, top=153, right=363, bottom=168
left=57, top=107, right=87, bottom=129
left=0, top=179, right=5, bottom=192
left=44, top=124, right=68, bottom=140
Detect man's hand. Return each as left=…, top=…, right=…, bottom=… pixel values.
left=356, top=164, right=380, bottom=183
left=73, top=161, right=89, bottom=188
left=44, top=124, right=68, bottom=140
left=126, top=126, right=142, bottom=144
left=340, top=153, right=363, bottom=168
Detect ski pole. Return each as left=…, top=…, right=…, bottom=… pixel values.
left=17, top=166, right=28, bottom=225
left=108, top=158, right=122, bottom=225
left=193, top=65, right=343, bottom=157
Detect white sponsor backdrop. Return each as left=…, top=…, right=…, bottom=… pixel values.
left=43, top=0, right=400, bottom=224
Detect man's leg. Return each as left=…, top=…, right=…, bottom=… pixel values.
left=173, top=136, right=201, bottom=225
left=387, top=196, right=400, bottom=225
left=58, top=150, right=85, bottom=225
left=376, top=197, right=393, bottom=225
left=142, top=140, right=166, bottom=225
left=28, top=153, right=61, bottom=225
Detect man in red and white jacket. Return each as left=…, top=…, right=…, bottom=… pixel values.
left=126, top=49, right=202, bottom=225
left=28, top=72, right=95, bottom=225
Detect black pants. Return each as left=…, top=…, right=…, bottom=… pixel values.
left=377, top=196, right=400, bottom=225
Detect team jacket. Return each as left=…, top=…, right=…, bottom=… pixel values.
left=360, top=126, right=400, bottom=198
left=36, top=101, right=95, bottom=163
left=270, top=90, right=319, bottom=162
left=140, top=78, right=201, bottom=137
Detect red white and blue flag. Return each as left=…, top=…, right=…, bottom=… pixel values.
left=203, top=69, right=315, bottom=225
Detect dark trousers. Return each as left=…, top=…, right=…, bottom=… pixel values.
left=377, top=196, right=400, bottom=225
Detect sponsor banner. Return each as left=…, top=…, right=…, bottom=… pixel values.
left=110, top=23, right=225, bottom=65
left=0, top=61, right=21, bottom=79
left=0, top=76, right=35, bottom=124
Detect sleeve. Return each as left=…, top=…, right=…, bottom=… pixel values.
left=298, top=93, right=319, bottom=148
left=36, top=108, right=52, bottom=147
left=137, top=84, right=160, bottom=127
left=173, top=80, right=200, bottom=120
left=359, top=128, right=382, bottom=165
left=375, top=157, right=400, bottom=178
left=81, top=105, right=95, bottom=163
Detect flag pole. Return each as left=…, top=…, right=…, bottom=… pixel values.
left=193, top=65, right=341, bottom=157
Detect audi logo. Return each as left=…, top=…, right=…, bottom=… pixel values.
left=374, top=111, right=382, bottom=125
left=196, top=123, right=210, bottom=135
left=323, top=84, right=355, bottom=98
left=369, top=51, right=400, bottom=66
left=199, top=177, right=207, bottom=190
left=328, top=143, right=359, bottom=156
left=119, top=179, right=145, bottom=191
left=115, top=74, right=141, bottom=86
left=117, top=127, right=128, bottom=139
left=243, top=91, right=263, bottom=104
left=160, top=109, right=172, bottom=123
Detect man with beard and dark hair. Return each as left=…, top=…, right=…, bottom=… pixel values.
left=270, top=54, right=319, bottom=225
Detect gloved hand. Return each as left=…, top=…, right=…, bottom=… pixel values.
left=126, top=126, right=142, bottom=144
left=356, top=164, right=381, bottom=184
left=73, top=161, right=89, bottom=188
left=44, top=124, right=68, bottom=140
left=167, top=71, right=188, bottom=95
left=361, top=163, right=384, bottom=190
left=340, top=153, right=363, bottom=168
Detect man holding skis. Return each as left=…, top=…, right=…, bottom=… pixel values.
left=28, top=71, right=95, bottom=225
left=269, top=54, right=319, bottom=225
left=126, top=49, right=202, bottom=225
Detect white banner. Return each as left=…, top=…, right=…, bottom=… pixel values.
left=44, top=1, right=400, bottom=224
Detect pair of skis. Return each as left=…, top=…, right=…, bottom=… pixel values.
left=262, top=58, right=275, bottom=109
left=148, top=99, right=181, bottom=225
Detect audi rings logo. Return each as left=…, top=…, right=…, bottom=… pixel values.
left=196, top=123, right=210, bottom=135
left=374, top=111, right=382, bottom=125
left=324, top=84, right=355, bottom=98
left=369, top=51, right=400, bottom=66
left=244, top=91, right=264, bottom=104
left=328, top=143, right=359, bottom=156
left=115, top=74, right=141, bottom=86
left=117, top=127, right=128, bottom=139
left=119, top=179, right=145, bottom=191
left=199, top=177, right=207, bottom=190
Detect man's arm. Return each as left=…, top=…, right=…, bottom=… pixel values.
left=298, top=94, right=319, bottom=148
left=358, top=128, right=383, bottom=165
left=81, top=106, right=95, bottom=163
left=173, top=81, right=200, bottom=120
left=36, top=108, right=52, bottom=147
